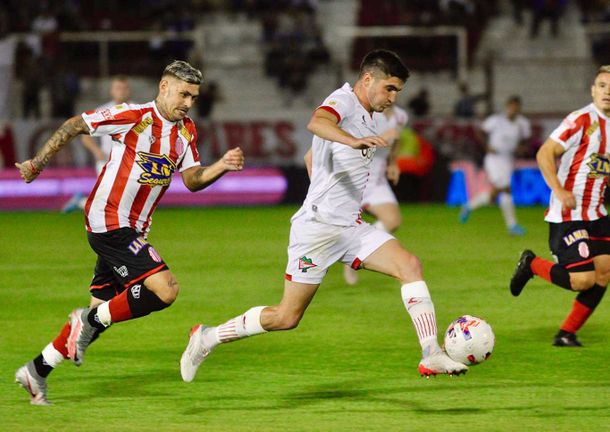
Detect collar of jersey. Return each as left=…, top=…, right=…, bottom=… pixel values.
left=591, top=103, right=610, bottom=122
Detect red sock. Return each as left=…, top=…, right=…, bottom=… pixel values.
left=108, top=289, right=133, bottom=322
left=51, top=321, right=71, bottom=359
left=560, top=300, right=593, bottom=334
left=531, top=257, right=553, bottom=282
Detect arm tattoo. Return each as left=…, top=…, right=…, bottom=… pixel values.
left=32, top=116, right=89, bottom=170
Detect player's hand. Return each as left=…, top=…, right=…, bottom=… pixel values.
left=349, top=136, right=388, bottom=150
left=386, top=163, right=400, bottom=186
left=15, top=160, right=42, bottom=183
left=221, top=147, right=244, bottom=171
left=555, top=188, right=576, bottom=210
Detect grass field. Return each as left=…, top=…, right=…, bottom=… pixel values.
left=0, top=205, right=608, bottom=431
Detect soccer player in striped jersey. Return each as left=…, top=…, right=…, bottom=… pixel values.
left=14, top=61, right=244, bottom=405
left=510, top=65, right=610, bottom=347
left=180, top=50, right=468, bottom=383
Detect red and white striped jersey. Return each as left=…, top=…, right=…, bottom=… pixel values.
left=82, top=101, right=200, bottom=235
left=545, top=103, right=610, bottom=223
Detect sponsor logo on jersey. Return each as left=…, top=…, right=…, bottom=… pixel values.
left=326, top=100, right=337, bottom=106
left=179, top=124, right=192, bottom=142
left=298, top=256, right=317, bottom=273
left=128, top=237, right=148, bottom=255
left=586, top=120, right=599, bottom=136
left=132, top=117, right=154, bottom=135
left=587, top=153, right=610, bottom=178
left=136, top=152, right=176, bottom=187
left=562, top=229, right=589, bottom=246
left=113, top=265, right=129, bottom=277
left=114, top=104, right=124, bottom=109
left=100, top=108, right=114, bottom=121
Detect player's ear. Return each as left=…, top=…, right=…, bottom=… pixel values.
left=159, top=78, right=169, bottom=96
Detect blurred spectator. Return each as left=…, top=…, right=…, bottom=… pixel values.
left=531, top=0, right=568, bottom=38
left=0, top=11, right=17, bottom=120
left=21, top=48, right=44, bottom=119
left=197, top=81, right=221, bottom=119
left=49, top=60, right=80, bottom=117
left=31, top=5, right=60, bottom=62
left=510, top=0, right=525, bottom=25
left=408, top=88, right=431, bottom=118
left=453, top=82, right=486, bottom=119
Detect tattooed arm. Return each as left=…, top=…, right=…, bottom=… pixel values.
left=15, top=116, right=91, bottom=183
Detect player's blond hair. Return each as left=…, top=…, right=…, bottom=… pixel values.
left=594, top=65, right=610, bottom=81
left=162, top=60, right=203, bottom=85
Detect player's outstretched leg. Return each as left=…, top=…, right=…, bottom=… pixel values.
left=343, top=264, right=358, bottom=285
left=459, top=191, right=490, bottom=224
left=15, top=362, right=49, bottom=406
left=181, top=281, right=319, bottom=382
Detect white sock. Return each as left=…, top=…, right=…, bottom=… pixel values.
left=41, top=343, right=65, bottom=368
left=467, top=191, right=491, bottom=210
left=373, top=220, right=388, bottom=232
left=401, top=281, right=441, bottom=358
left=499, top=192, right=517, bottom=228
left=95, top=301, right=112, bottom=327
left=214, top=306, right=268, bottom=345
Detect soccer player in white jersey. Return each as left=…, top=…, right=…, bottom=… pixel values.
left=459, top=96, right=531, bottom=236
left=510, top=65, right=610, bottom=347
left=180, top=49, right=468, bottom=382
left=14, top=61, right=245, bottom=405
left=62, top=75, right=132, bottom=212
left=342, top=105, right=408, bottom=285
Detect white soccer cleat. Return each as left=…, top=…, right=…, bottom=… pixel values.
left=67, top=308, right=98, bottom=366
left=15, top=363, right=50, bottom=406
left=418, top=351, right=468, bottom=377
left=180, top=324, right=212, bottom=383
left=343, top=264, right=358, bottom=285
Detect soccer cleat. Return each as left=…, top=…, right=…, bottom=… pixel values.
left=343, top=264, right=358, bottom=285
left=458, top=205, right=471, bottom=224
left=418, top=351, right=468, bottom=377
left=15, top=362, right=50, bottom=406
left=67, top=308, right=98, bottom=366
left=180, top=324, right=213, bottom=382
left=510, top=249, right=535, bottom=297
left=509, top=224, right=526, bottom=236
left=61, top=192, right=84, bottom=213
left=553, top=330, right=583, bottom=347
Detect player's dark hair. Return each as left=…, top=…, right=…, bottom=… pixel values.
left=359, top=50, right=409, bottom=82
left=506, top=95, right=521, bottom=105
left=162, top=60, right=203, bottom=85
left=111, top=74, right=129, bottom=83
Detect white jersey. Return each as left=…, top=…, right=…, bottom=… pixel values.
left=370, top=105, right=408, bottom=178
left=545, top=103, right=610, bottom=223
left=82, top=101, right=200, bottom=235
left=296, top=83, right=378, bottom=227
left=482, top=113, right=531, bottom=158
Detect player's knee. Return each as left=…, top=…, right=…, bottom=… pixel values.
left=397, top=253, right=423, bottom=282
left=385, top=214, right=402, bottom=232
left=148, top=274, right=180, bottom=304
left=273, top=311, right=302, bottom=330
left=571, top=273, right=595, bottom=292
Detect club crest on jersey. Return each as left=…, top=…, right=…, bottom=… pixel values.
left=298, top=256, right=317, bottom=273
left=136, top=151, right=176, bottom=187
left=361, top=147, right=375, bottom=161
left=175, top=136, right=184, bottom=155
left=587, top=153, right=610, bottom=178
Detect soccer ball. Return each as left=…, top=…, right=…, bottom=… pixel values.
left=444, top=315, right=495, bottom=365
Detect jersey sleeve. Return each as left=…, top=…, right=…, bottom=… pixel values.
left=316, top=91, right=355, bottom=125
left=81, top=103, right=142, bottom=138
left=481, top=115, right=496, bottom=133
left=393, top=106, right=409, bottom=127
left=178, top=124, right=200, bottom=173
left=550, top=111, right=586, bottom=150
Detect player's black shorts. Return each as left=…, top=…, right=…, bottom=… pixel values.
left=548, top=216, right=610, bottom=272
left=87, top=228, right=169, bottom=301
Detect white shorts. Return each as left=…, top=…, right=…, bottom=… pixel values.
left=362, top=176, right=398, bottom=208
left=285, top=215, right=395, bottom=284
left=484, top=154, right=513, bottom=189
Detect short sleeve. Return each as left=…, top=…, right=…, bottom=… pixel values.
left=178, top=126, right=200, bottom=172
left=317, top=91, right=355, bottom=125
left=82, top=103, right=142, bottom=138
left=550, top=112, right=586, bottom=150
left=481, top=115, right=496, bottom=133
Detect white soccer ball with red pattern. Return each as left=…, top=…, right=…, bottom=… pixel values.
left=444, top=315, right=495, bottom=365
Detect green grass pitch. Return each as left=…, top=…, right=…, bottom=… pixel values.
left=0, top=205, right=608, bottom=431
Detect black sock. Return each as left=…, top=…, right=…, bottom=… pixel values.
left=33, top=354, right=53, bottom=378
left=126, top=285, right=170, bottom=318
left=575, top=283, right=607, bottom=308
left=550, top=265, right=572, bottom=290
left=87, top=308, right=108, bottom=330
